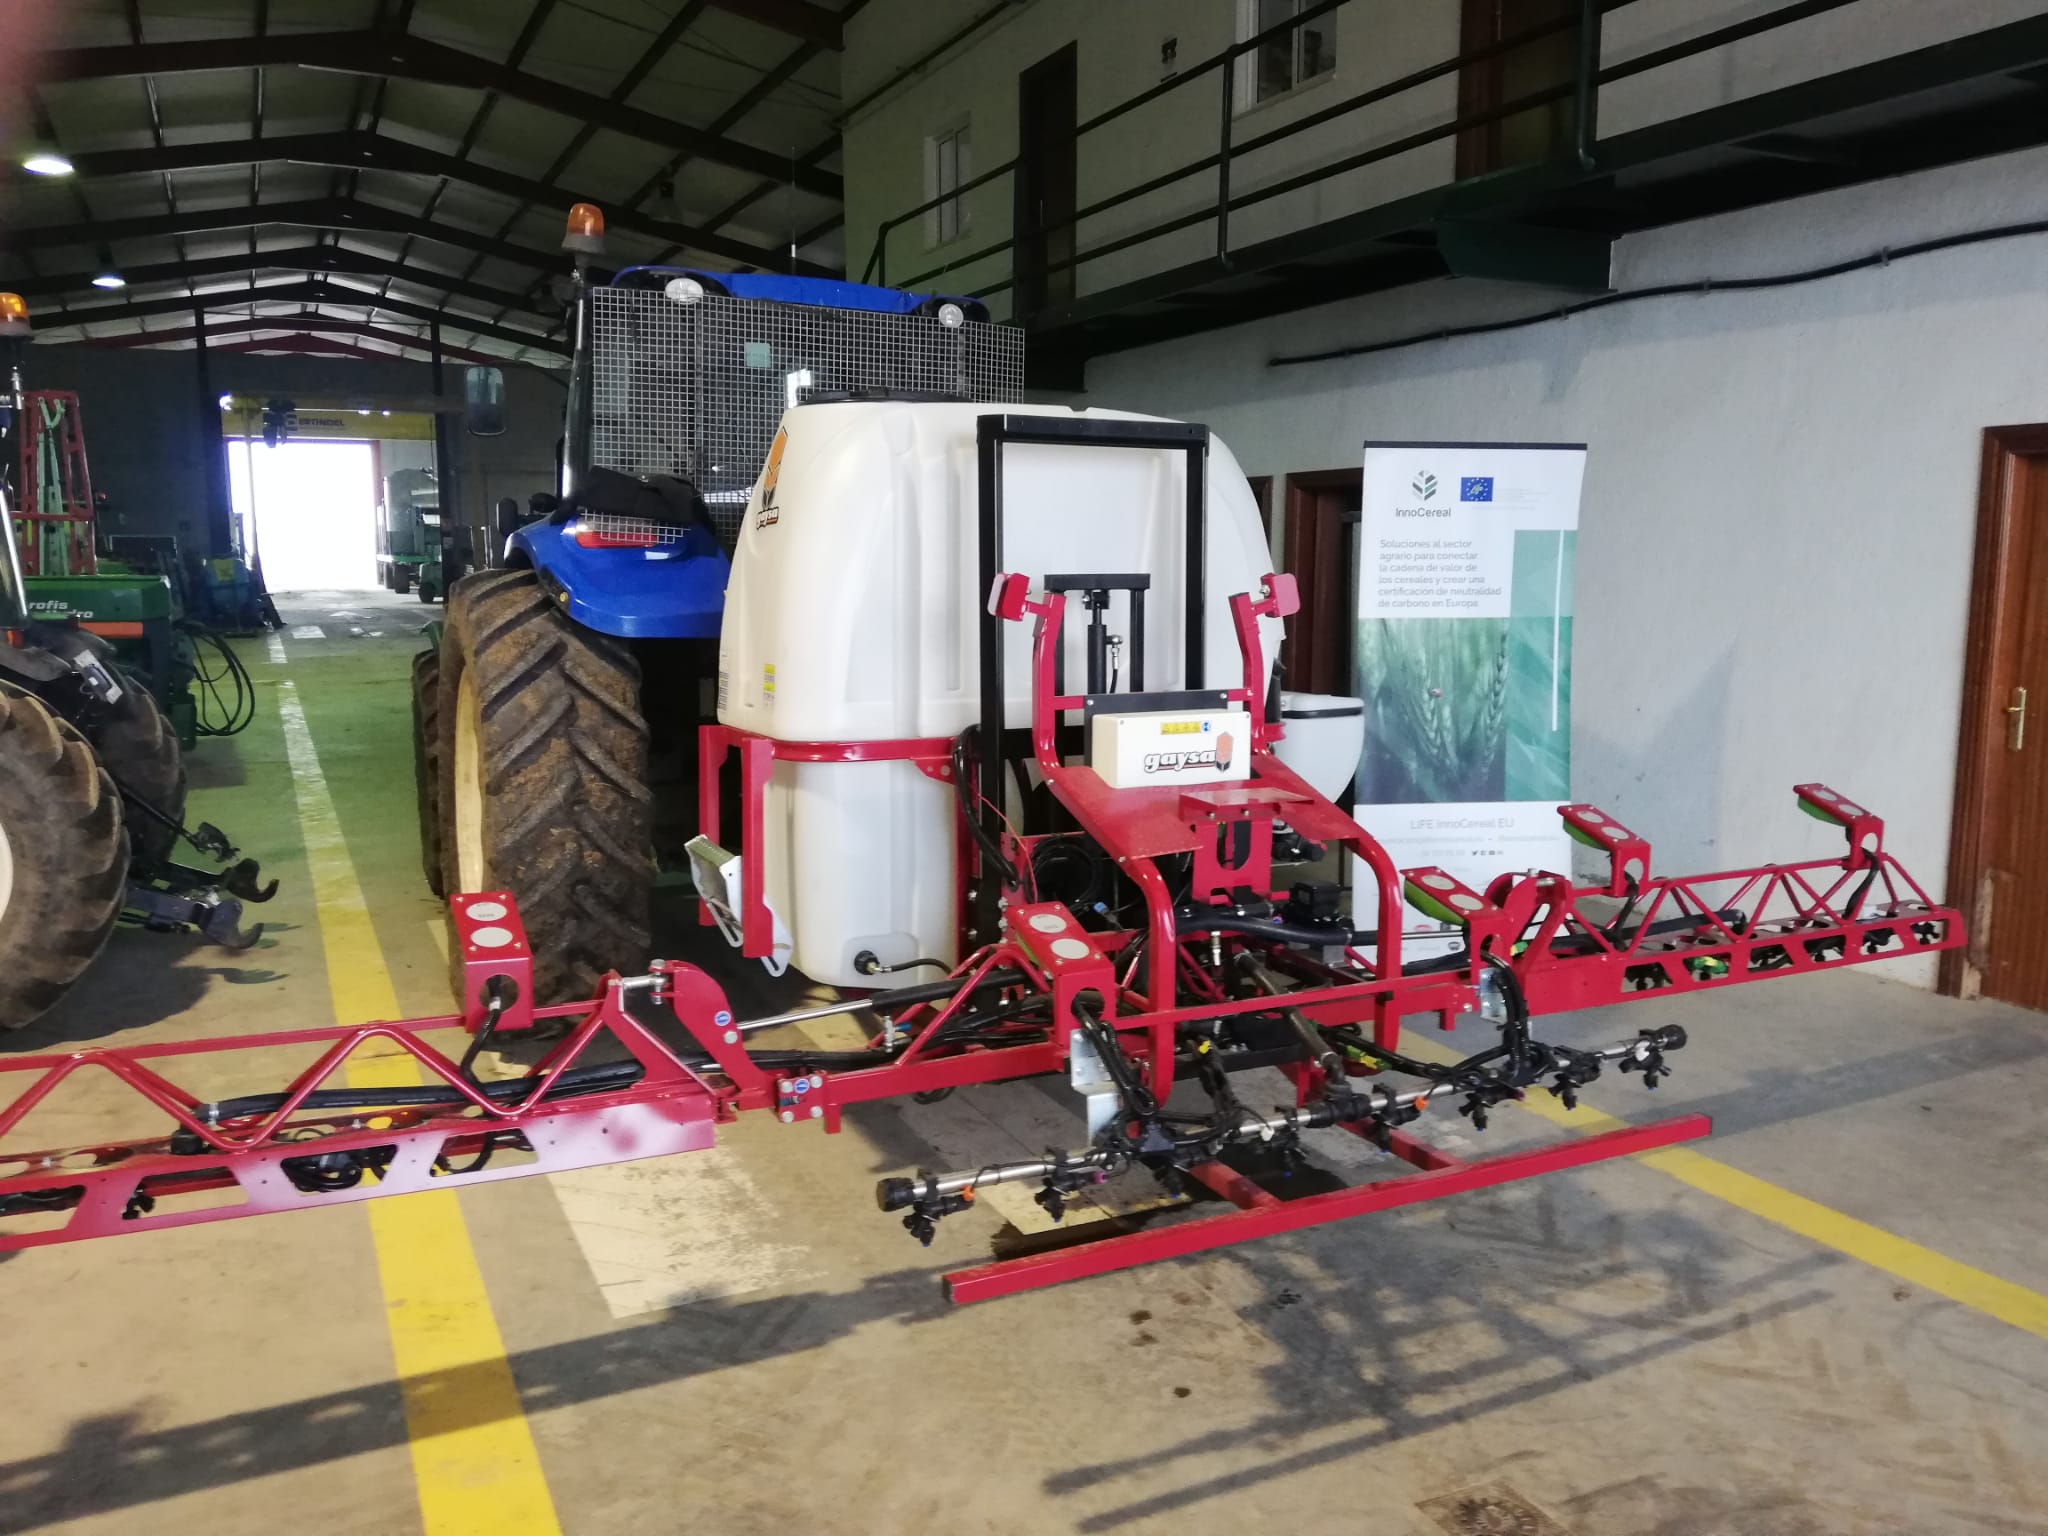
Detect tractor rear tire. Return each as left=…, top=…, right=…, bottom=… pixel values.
left=0, top=686, right=131, bottom=1030
left=412, top=648, right=445, bottom=897
left=437, top=569, right=652, bottom=1001
left=87, top=684, right=186, bottom=866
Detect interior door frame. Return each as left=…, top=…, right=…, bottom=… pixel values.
left=1282, top=467, right=1363, bottom=696
left=1014, top=41, right=1078, bottom=318
left=1940, top=423, right=2048, bottom=997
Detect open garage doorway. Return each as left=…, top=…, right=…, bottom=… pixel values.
left=227, top=439, right=379, bottom=593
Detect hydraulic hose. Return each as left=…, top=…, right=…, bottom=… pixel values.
left=1181, top=906, right=1746, bottom=972
left=183, top=622, right=256, bottom=736
left=195, top=1059, right=647, bottom=1124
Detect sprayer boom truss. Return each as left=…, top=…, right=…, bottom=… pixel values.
left=0, top=559, right=1961, bottom=1299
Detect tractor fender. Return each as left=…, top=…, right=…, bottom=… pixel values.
left=506, top=520, right=729, bottom=641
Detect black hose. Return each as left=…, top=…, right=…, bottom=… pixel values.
left=1269, top=217, right=2048, bottom=369
left=198, top=1059, right=646, bottom=1123
left=1179, top=912, right=1365, bottom=947
left=183, top=622, right=256, bottom=736
left=953, top=725, right=1020, bottom=889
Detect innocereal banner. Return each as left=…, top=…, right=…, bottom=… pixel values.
left=1353, top=441, right=1586, bottom=937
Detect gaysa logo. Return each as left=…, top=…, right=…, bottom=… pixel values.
left=1143, top=726, right=1235, bottom=775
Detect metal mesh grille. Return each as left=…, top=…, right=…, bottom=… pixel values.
left=576, top=513, right=685, bottom=547
left=590, top=288, right=1027, bottom=544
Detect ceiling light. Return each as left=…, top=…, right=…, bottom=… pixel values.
left=90, top=272, right=126, bottom=290
left=21, top=152, right=74, bottom=177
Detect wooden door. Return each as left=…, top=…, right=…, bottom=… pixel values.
left=1281, top=469, right=1362, bottom=697
left=1946, top=428, right=2048, bottom=1006
left=1015, top=44, right=1078, bottom=316
left=1456, top=0, right=1578, bottom=179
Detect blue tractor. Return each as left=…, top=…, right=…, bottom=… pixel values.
left=419, top=213, right=1023, bottom=999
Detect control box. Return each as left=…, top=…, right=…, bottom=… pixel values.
left=1088, top=708, right=1250, bottom=789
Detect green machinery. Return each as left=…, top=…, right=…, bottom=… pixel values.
left=8, top=387, right=202, bottom=745
left=20, top=570, right=198, bottom=746
left=376, top=466, right=443, bottom=599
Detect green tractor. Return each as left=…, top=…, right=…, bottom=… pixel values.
left=0, top=292, right=273, bottom=1032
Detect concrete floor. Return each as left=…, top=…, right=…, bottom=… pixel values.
left=3, top=586, right=2046, bottom=1536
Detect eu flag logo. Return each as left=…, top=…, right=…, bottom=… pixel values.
left=1460, top=477, right=1494, bottom=502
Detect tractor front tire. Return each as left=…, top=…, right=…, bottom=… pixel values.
left=437, top=570, right=652, bottom=1001
left=0, top=686, right=131, bottom=1030
left=87, top=684, right=186, bottom=866
left=412, top=648, right=445, bottom=897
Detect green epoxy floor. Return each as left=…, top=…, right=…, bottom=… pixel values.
left=3, top=587, right=2047, bottom=1536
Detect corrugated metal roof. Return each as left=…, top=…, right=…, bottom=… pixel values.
left=0, top=0, right=857, bottom=365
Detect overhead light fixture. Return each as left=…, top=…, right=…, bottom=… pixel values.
left=21, top=151, right=74, bottom=177
left=90, top=272, right=126, bottom=290
left=218, top=393, right=234, bottom=411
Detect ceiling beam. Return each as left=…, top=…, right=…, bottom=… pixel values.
left=31, top=32, right=841, bottom=196
left=455, top=0, right=714, bottom=311
left=211, top=334, right=440, bottom=364
left=13, top=244, right=549, bottom=316
left=28, top=280, right=569, bottom=356
left=0, top=131, right=834, bottom=276
left=4, top=197, right=564, bottom=273
left=704, top=0, right=843, bottom=50
left=79, top=314, right=496, bottom=363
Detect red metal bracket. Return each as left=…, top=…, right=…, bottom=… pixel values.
left=1558, top=803, right=1651, bottom=897
left=449, top=890, right=535, bottom=1033
left=1794, top=782, right=1883, bottom=870
left=1006, top=902, right=1117, bottom=1056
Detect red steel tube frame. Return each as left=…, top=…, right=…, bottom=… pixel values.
left=0, top=569, right=1967, bottom=1301
left=942, top=1114, right=1711, bottom=1303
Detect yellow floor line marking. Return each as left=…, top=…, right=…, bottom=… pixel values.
left=1405, top=1034, right=2048, bottom=1342
left=278, top=681, right=563, bottom=1536
left=426, top=916, right=449, bottom=967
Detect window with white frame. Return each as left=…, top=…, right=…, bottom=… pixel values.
left=1236, top=0, right=1336, bottom=110
left=924, top=122, right=971, bottom=248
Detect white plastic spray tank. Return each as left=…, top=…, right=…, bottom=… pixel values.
left=717, top=402, right=1281, bottom=987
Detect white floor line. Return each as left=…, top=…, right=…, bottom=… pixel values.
left=265, top=631, right=288, bottom=665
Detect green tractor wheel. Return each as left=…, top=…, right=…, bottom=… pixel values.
left=86, top=685, right=187, bottom=866
left=0, top=685, right=131, bottom=1030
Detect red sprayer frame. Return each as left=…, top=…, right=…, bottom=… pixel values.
left=12, top=389, right=96, bottom=577
left=0, top=561, right=1961, bottom=1298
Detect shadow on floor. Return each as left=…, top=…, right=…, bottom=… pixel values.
left=0, top=1184, right=1831, bottom=1534
left=2, top=931, right=224, bottom=1050
left=1045, top=1201, right=1836, bottom=1530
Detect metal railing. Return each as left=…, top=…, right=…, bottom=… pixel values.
left=861, top=0, right=1872, bottom=314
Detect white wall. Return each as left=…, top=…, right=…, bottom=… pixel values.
left=1085, top=142, right=2048, bottom=985
left=842, top=0, right=2043, bottom=318
left=844, top=0, right=1457, bottom=315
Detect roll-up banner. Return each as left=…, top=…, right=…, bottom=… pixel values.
left=1353, top=442, right=1586, bottom=940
